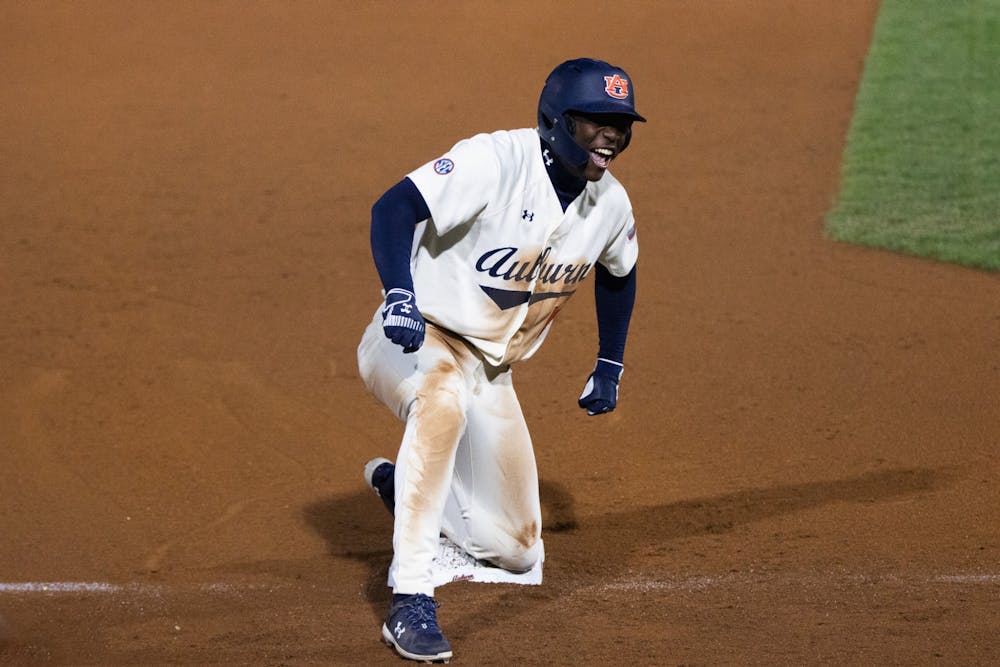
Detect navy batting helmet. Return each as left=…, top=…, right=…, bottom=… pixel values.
left=537, top=58, right=646, bottom=170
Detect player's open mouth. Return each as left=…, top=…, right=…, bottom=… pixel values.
left=590, top=147, right=614, bottom=169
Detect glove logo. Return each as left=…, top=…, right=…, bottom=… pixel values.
left=603, top=74, right=630, bottom=100
left=382, top=289, right=425, bottom=353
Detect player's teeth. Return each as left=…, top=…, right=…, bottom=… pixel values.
left=591, top=151, right=610, bottom=167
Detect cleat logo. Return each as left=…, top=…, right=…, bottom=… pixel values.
left=604, top=74, right=630, bottom=99
left=394, top=621, right=405, bottom=639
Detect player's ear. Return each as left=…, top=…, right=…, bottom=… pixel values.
left=564, top=114, right=577, bottom=135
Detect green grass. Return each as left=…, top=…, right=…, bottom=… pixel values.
left=825, top=0, right=1000, bottom=271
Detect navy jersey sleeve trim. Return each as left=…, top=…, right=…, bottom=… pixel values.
left=594, top=262, right=636, bottom=364
left=370, top=177, right=431, bottom=293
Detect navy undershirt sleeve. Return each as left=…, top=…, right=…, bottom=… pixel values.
left=370, top=177, right=431, bottom=293
left=594, top=262, right=637, bottom=364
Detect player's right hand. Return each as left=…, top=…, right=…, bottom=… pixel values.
left=382, top=288, right=425, bottom=353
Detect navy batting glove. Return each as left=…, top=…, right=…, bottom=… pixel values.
left=578, top=358, right=623, bottom=416
left=382, top=288, right=425, bottom=353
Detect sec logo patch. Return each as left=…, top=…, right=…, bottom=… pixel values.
left=434, top=158, right=454, bottom=175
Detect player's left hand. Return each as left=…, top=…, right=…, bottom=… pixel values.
left=382, top=288, right=425, bottom=353
left=578, top=358, right=623, bottom=416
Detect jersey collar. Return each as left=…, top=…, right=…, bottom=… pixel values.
left=540, top=138, right=586, bottom=213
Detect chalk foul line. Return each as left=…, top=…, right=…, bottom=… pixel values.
left=593, top=572, right=1000, bottom=593
left=1, top=573, right=998, bottom=597
left=0, top=582, right=280, bottom=595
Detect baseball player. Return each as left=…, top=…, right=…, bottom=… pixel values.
left=357, top=58, right=644, bottom=663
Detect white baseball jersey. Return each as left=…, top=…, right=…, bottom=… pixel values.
left=406, top=128, right=638, bottom=367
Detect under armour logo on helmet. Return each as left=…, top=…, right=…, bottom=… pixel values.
left=604, top=74, right=630, bottom=99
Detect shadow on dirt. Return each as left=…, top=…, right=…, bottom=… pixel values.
left=303, top=467, right=947, bottom=619
left=302, top=489, right=393, bottom=619
left=575, top=466, right=949, bottom=564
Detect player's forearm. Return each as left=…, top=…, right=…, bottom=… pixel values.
left=594, top=262, right=636, bottom=364
left=370, top=178, right=431, bottom=293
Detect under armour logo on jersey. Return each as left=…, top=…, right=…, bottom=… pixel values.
left=604, top=74, right=630, bottom=99
left=522, top=210, right=535, bottom=222
left=542, top=148, right=554, bottom=167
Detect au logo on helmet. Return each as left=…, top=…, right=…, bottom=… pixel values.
left=603, top=74, right=630, bottom=99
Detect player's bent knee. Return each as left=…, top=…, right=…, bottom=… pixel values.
left=486, top=522, right=542, bottom=573
left=493, top=538, right=542, bottom=573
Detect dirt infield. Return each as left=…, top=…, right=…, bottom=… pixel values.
left=3, top=1, right=999, bottom=665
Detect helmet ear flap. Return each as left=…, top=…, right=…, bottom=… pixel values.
left=541, top=110, right=555, bottom=131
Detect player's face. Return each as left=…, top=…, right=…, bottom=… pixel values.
left=570, top=113, right=633, bottom=181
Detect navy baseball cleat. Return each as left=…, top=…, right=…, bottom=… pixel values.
left=381, top=594, right=452, bottom=663
left=363, top=457, right=396, bottom=515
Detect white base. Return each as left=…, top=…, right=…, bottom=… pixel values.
left=389, top=537, right=544, bottom=589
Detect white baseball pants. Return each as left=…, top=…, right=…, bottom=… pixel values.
left=357, top=309, right=543, bottom=596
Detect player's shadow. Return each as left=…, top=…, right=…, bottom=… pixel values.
left=302, top=490, right=394, bottom=619
left=301, top=478, right=580, bottom=621
left=302, top=467, right=947, bottom=623
left=569, top=466, right=947, bottom=565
